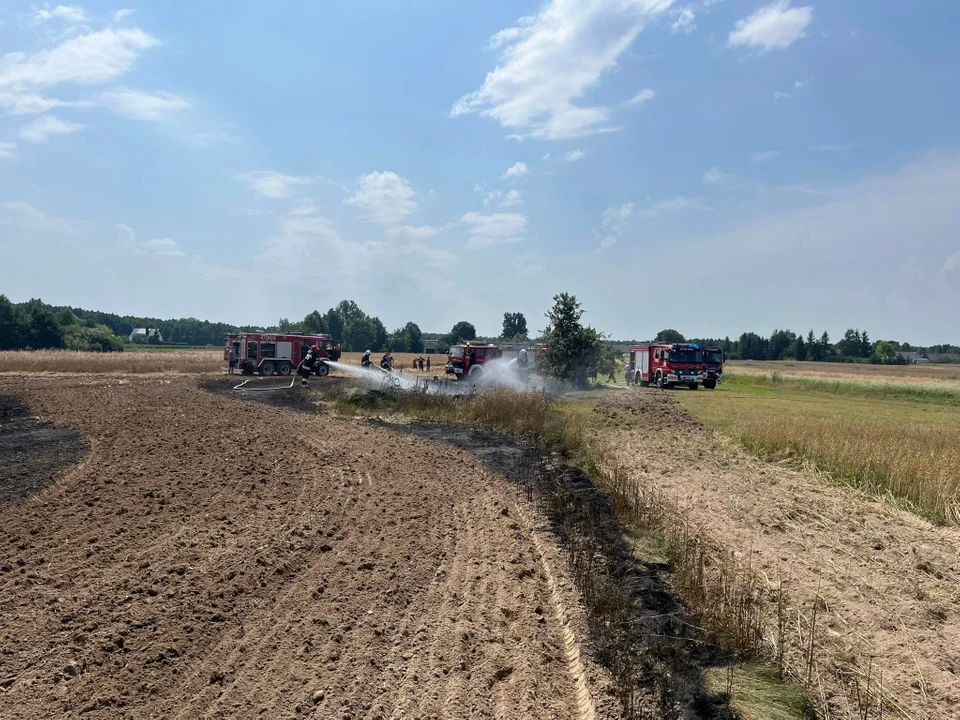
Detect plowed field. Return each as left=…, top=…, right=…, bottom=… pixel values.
left=0, top=376, right=595, bottom=719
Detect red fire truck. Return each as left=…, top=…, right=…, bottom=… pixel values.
left=224, top=332, right=342, bottom=377
left=702, top=345, right=725, bottom=387
left=625, top=342, right=709, bottom=390
left=445, top=342, right=503, bottom=380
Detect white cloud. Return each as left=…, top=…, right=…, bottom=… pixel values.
left=237, top=170, right=313, bottom=200
left=563, top=149, right=586, bottom=162
left=100, top=88, right=190, bottom=120
left=460, top=211, right=527, bottom=249
left=501, top=189, right=523, bottom=207
left=33, top=5, right=87, bottom=24
left=728, top=0, right=813, bottom=51
left=482, top=190, right=503, bottom=207
left=750, top=150, right=780, bottom=162
left=672, top=7, right=696, bottom=33
left=624, top=88, right=656, bottom=108
left=141, top=238, right=185, bottom=257
left=598, top=235, right=618, bottom=251
left=344, top=170, right=416, bottom=226
left=384, top=224, right=453, bottom=241
left=602, top=203, right=634, bottom=230
left=114, top=222, right=135, bottom=244
left=19, top=114, right=84, bottom=143
left=0, top=141, right=15, bottom=159
left=0, top=201, right=76, bottom=234
left=0, top=91, right=74, bottom=115
left=774, top=76, right=812, bottom=99
left=943, top=250, right=960, bottom=273
left=542, top=152, right=551, bottom=160
left=114, top=8, right=136, bottom=22
left=703, top=166, right=733, bottom=185
left=451, top=0, right=672, bottom=140
left=773, top=90, right=791, bottom=100
left=502, top=161, right=529, bottom=179
left=0, top=28, right=160, bottom=89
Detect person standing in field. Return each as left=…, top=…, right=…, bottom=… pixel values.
left=418, top=357, right=424, bottom=371
left=426, top=356, right=431, bottom=372
left=228, top=346, right=238, bottom=375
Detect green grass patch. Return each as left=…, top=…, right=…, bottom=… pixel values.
left=704, top=665, right=815, bottom=720
left=724, top=370, right=960, bottom=406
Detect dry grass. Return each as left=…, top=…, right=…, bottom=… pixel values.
left=728, top=359, right=960, bottom=384
left=0, top=349, right=222, bottom=374
left=681, top=383, right=960, bottom=525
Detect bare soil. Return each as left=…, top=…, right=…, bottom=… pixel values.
left=0, top=395, right=86, bottom=503
left=597, top=388, right=960, bottom=719
left=0, top=376, right=592, bottom=719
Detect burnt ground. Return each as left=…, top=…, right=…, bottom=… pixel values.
left=396, top=421, right=737, bottom=720
left=0, top=395, right=86, bottom=503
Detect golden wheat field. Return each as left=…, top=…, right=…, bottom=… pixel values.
left=727, top=359, right=960, bottom=383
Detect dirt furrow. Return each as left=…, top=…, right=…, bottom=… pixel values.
left=0, top=377, right=588, bottom=719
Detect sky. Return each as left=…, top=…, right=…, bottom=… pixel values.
left=1, top=0, right=958, bottom=344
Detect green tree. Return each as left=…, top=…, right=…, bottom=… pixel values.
left=325, top=308, right=344, bottom=342
left=301, top=310, right=327, bottom=334
left=596, top=343, right=620, bottom=380
left=538, top=293, right=602, bottom=388
left=501, top=312, right=528, bottom=341
left=0, top=295, right=29, bottom=350
left=343, top=318, right=376, bottom=352
left=449, top=321, right=476, bottom=344
left=372, top=317, right=388, bottom=352
left=795, top=335, right=808, bottom=361
left=28, top=306, right=64, bottom=349
left=655, top=328, right=685, bottom=343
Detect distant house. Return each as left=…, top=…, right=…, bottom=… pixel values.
left=423, top=339, right=438, bottom=354
left=897, top=351, right=930, bottom=364
left=128, top=328, right=164, bottom=343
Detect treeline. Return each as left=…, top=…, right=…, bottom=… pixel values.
left=676, top=328, right=960, bottom=364
left=1, top=296, right=126, bottom=351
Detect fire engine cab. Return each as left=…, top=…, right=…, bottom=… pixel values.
left=445, top=342, right=502, bottom=380
left=224, top=332, right=342, bottom=377
left=626, top=342, right=710, bottom=390
left=703, top=345, right=725, bottom=386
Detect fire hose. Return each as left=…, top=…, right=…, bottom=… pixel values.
left=232, top=378, right=296, bottom=392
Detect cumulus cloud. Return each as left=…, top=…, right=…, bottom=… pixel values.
left=237, top=170, right=313, bottom=200
left=623, top=88, right=656, bottom=108
left=33, top=4, right=87, bottom=24
left=461, top=211, right=527, bottom=249
left=598, top=203, right=634, bottom=251
left=672, top=7, right=696, bottom=33
left=100, top=88, right=190, bottom=120
left=0, top=28, right=160, bottom=89
left=344, top=170, right=416, bottom=226
left=563, top=149, right=586, bottom=162
left=729, top=0, right=813, bottom=51
left=0, top=141, right=15, bottom=159
left=451, top=0, right=672, bottom=140
left=141, top=238, right=185, bottom=257
left=502, top=161, right=529, bottom=179
left=0, top=91, right=76, bottom=115
left=943, top=250, right=960, bottom=273
left=114, top=8, right=136, bottom=22
left=703, top=166, right=734, bottom=185
left=19, top=115, right=84, bottom=143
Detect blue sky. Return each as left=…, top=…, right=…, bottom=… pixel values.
left=1, top=0, right=958, bottom=343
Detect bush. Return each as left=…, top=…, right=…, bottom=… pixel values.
left=63, top=325, right=125, bottom=352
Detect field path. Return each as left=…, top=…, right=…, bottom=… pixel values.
left=599, top=389, right=960, bottom=720
left=0, top=377, right=586, bottom=719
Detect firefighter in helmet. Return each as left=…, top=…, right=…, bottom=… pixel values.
left=298, top=344, right=320, bottom=387
left=361, top=349, right=372, bottom=368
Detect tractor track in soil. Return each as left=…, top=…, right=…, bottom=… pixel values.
left=599, top=388, right=960, bottom=720
left=0, top=375, right=591, bottom=719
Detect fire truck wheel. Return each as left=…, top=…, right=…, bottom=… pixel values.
left=656, top=372, right=666, bottom=390
left=704, top=379, right=717, bottom=390
left=315, top=363, right=330, bottom=377
left=260, top=361, right=276, bottom=377
left=277, top=362, right=292, bottom=376
left=468, top=365, right=484, bottom=379
left=639, top=380, right=650, bottom=387
left=688, top=383, right=699, bottom=391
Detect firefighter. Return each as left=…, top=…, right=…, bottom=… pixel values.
left=381, top=352, right=393, bottom=371
left=361, top=350, right=372, bottom=368
left=298, top=344, right=320, bottom=387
